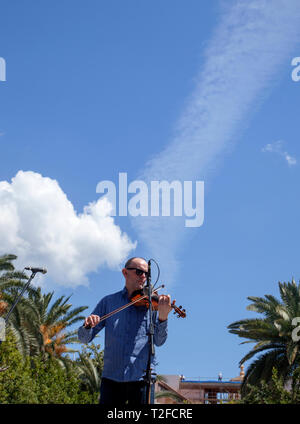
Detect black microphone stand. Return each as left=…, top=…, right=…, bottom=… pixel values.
left=0, top=269, right=38, bottom=346
left=143, top=259, right=156, bottom=404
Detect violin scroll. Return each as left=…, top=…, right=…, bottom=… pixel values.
left=171, top=300, right=186, bottom=318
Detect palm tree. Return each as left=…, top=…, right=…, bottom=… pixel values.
left=76, top=343, right=103, bottom=396
left=77, top=353, right=101, bottom=394
left=0, top=254, right=39, bottom=316
left=0, top=254, right=88, bottom=359
left=228, top=278, right=300, bottom=393
left=0, top=254, right=36, bottom=347
left=23, top=287, right=88, bottom=359
left=0, top=254, right=28, bottom=295
left=0, top=254, right=16, bottom=273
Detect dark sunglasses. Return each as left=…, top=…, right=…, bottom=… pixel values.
left=126, top=267, right=149, bottom=277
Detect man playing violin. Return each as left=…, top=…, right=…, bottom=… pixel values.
left=77, top=257, right=172, bottom=404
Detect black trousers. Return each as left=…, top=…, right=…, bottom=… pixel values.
left=99, top=377, right=154, bottom=405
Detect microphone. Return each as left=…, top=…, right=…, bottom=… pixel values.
left=25, top=267, right=47, bottom=274
left=146, top=259, right=151, bottom=287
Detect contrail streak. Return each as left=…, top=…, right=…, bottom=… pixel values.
left=132, top=0, right=300, bottom=282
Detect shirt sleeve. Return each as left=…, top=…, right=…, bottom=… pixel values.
left=154, top=314, right=168, bottom=346
left=77, top=297, right=106, bottom=344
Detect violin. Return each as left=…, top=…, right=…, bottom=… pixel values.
left=130, top=288, right=186, bottom=318
left=84, top=284, right=186, bottom=328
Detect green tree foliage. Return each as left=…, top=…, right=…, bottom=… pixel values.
left=76, top=343, right=104, bottom=397
left=236, top=368, right=300, bottom=404
left=0, top=254, right=34, bottom=316
left=24, top=286, right=88, bottom=359
left=0, top=331, right=99, bottom=403
left=0, top=254, right=103, bottom=403
left=0, top=254, right=88, bottom=359
left=228, top=279, right=300, bottom=396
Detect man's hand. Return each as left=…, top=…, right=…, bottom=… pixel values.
left=157, top=295, right=173, bottom=322
left=84, top=314, right=100, bottom=328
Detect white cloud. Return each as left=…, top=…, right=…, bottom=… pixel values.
left=132, top=0, right=300, bottom=283
left=285, top=154, right=297, bottom=167
left=262, top=140, right=297, bottom=166
left=0, top=170, right=136, bottom=287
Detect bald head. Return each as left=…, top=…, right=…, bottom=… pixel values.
left=124, top=257, right=147, bottom=269
left=122, top=257, right=148, bottom=297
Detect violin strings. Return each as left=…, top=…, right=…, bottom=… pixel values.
left=98, top=293, right=150, bottom=323
left=95, top=283, right=185, bottom=324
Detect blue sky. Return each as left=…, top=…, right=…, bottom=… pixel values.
left=1, top=0, right=300, bottom=381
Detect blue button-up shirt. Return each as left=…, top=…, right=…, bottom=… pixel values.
left=77, top=287, right=168, bottom=382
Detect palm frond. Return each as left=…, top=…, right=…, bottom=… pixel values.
left=229, top=278, right=300, bottom=394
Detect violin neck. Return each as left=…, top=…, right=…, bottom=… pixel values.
left=98, top=293, right=149, bottom=323
left=95, top=284, right=186, bottom=323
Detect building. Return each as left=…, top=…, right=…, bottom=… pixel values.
left=155, top=365, right=245, bottom=404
